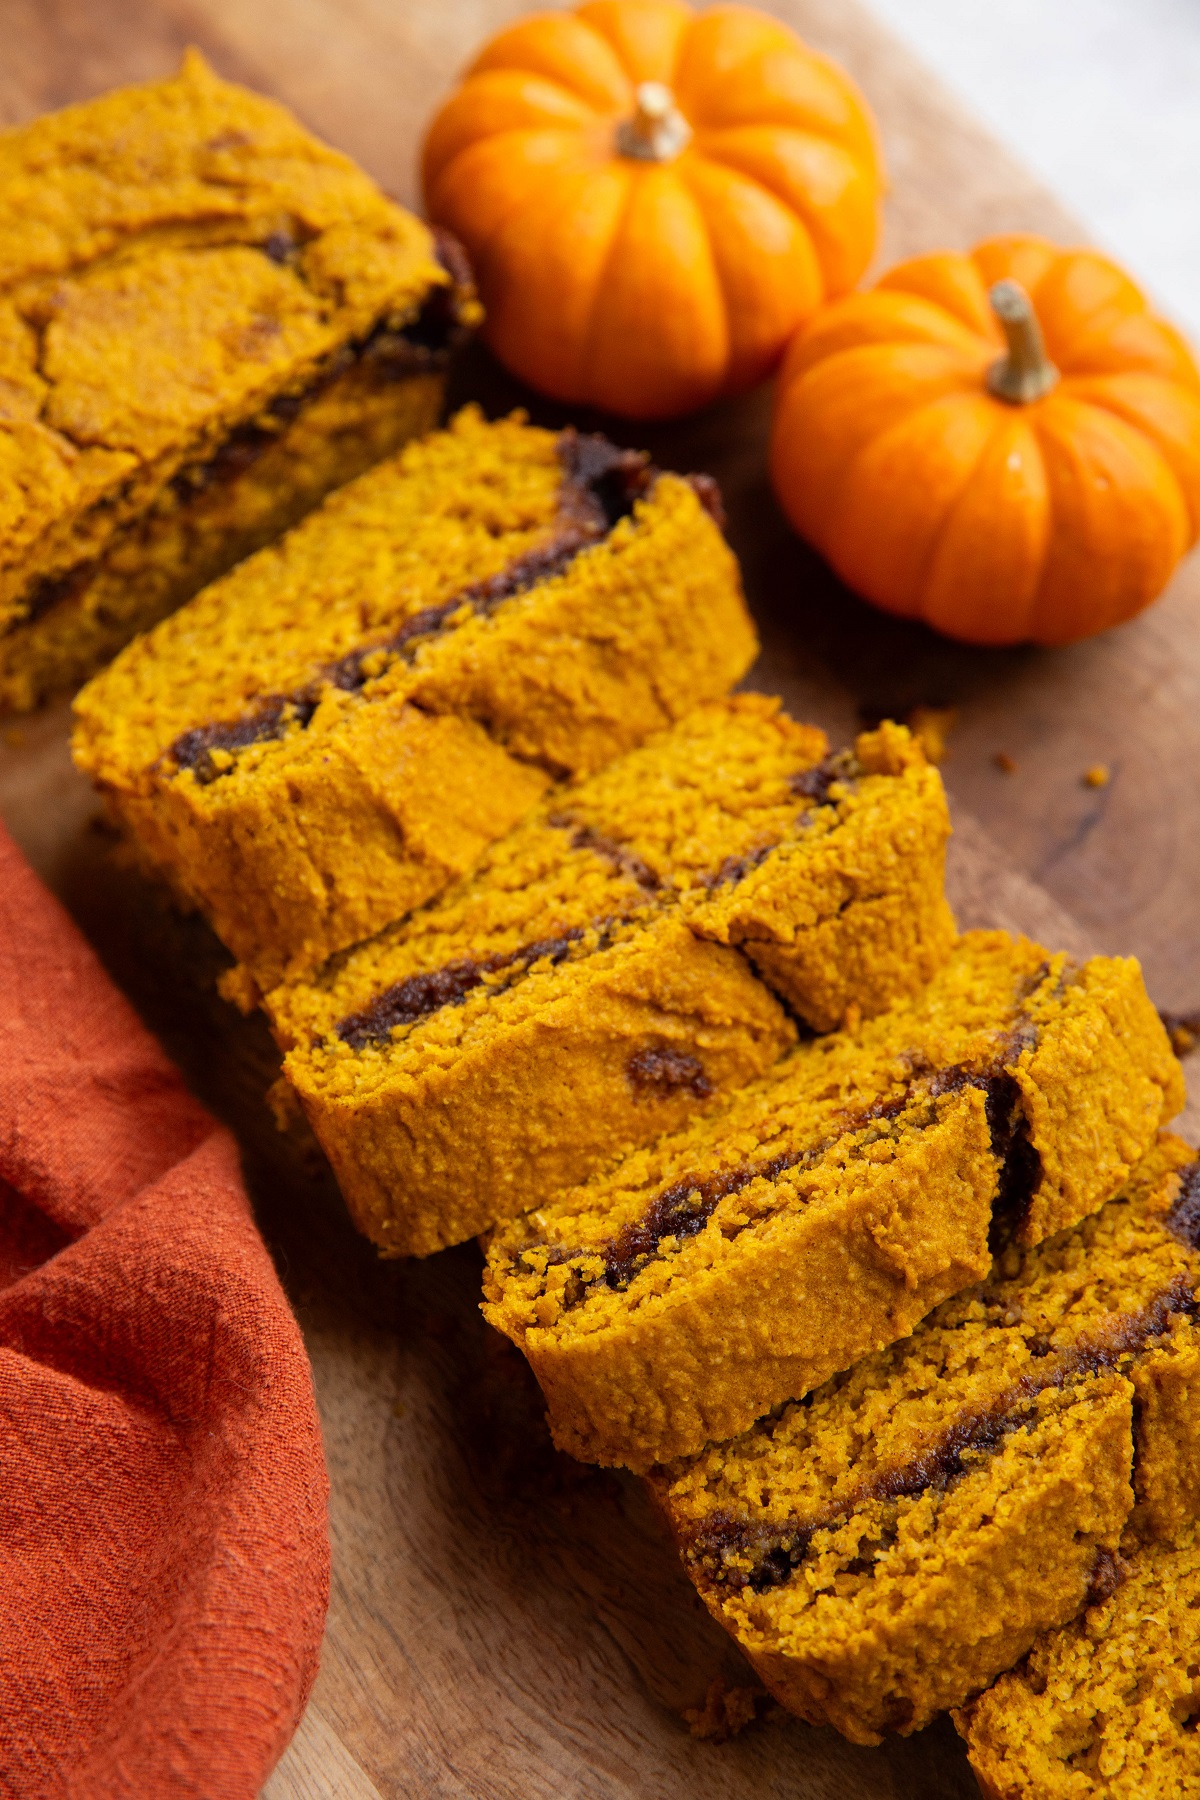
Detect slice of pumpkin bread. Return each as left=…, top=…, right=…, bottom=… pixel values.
left=681, top=727, right=955, bottom=1032
left=483, top=934, right=1183, bottom=1469
left=655, top=1136, right=1200, bottom=1745
left=73, top=407, right=756, bottom=989
left=0, top=50, right=478, bottom=711
left=959, top=1523, right=1200, bottom=1798
left=267, top=700, right=954, bottom=1257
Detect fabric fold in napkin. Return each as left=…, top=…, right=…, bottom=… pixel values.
left=0, top=822, right=329, bottom=1800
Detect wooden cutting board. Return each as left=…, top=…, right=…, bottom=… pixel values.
left=2, top=3, right=1198, bottom=1795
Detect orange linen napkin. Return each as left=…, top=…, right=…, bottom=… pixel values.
left=0, top=821, right=329, bottom=1799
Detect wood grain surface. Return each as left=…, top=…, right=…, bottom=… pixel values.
left=1, top=2, right=1197, bottom=1795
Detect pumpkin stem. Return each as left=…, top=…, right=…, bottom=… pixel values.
left=986, top=280, right=1059, bottom=404
left=615, top=82, right=693, bottom=163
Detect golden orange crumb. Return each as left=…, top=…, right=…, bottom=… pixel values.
left=1084, top=764, right=1111, bottom=788
left=962, top=1518, right=1200, bottom=1796
left=905, top=704, right=956, bottom=765
left=994, top=752, right=1017, bottom=774
left=683, top=1678, right=762, bottom=1741
left=1161, top=1011, right=1200, bottom=1059
left=265, top=1075, right=304, bottom=1134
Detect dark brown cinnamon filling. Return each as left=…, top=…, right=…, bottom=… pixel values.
left=683, top=1281, right=1198, bottom=1596
left=687, top=750, right=862, bottom=895
left=9, top=232, right=478, bottom=644
left=791, top=749, right=862, bottom=808
left=627, top=1048, right=713, bottom=1102
left=167, top=431, right=657, bottom=783
left=704, top=843, right=779, bottom=890
left=687, top=472, right=726, bottom=530
left=334, top=927, right=591, bottom=1051
left=1167, top=1159, right=1200, bottom=1249
left=550, top=823, right=661, bottom=892
left=1084, top=1546, right=1130, bottom=1608
left=588, top=1145, right=823, bottom=1294
left=21, top=563, right=96, bottom=628
left=924, top=1058, right=1042, bottom=1251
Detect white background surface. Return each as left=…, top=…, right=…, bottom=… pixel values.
left=863, top=0, right=1200, bottom=338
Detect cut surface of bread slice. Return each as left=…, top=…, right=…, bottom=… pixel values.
left=959, top=1523, right=1200, bottom=1798
left=74, top=409, right=755, bottom=987
left=484, top=937, right=1184, bottom=1469
left=654, top=1136, right=1200, bottom=1744
left=269, top=702, right=955, bottom=1255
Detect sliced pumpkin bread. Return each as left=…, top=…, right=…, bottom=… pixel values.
left=73, top=407, right=756, bottom=989
left=268, top=702, right=955, bottom=1255
left=655, top=1136, right=1200, bottom=1743
left=959, top=1518, right=1200, bottom=1798
left=484, top=935, right=1183, bottom=1468
left=0, top=51, right=476, bottom=710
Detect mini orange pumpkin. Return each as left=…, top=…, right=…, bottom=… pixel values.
left=422, top=0, right=883, bottom=420
left=770, top=235, right=1200, bottom=645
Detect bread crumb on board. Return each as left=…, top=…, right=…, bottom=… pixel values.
left=683, top=1678, right=766, bottom=1741
left=905, top=704, right=956, bottom=764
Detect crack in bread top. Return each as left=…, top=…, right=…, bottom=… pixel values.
left=4, top=291, right=463, bottom=641
left=0, top=54, right=469, bottom=633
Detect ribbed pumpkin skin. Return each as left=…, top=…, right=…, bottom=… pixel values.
left=770, top=235, right=1200, bottom=646
left=422, top=0, right=882, bottom=420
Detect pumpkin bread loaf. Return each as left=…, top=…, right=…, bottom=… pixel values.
left=959, top=1522, right=1200, bottom=1798
left=677, top=721, right=955, bottom=1032
left=484, top=933, right=1183, bottom=1469
left=655, top=1136, right=1200, bottom=1745
left=267, top=701, right=954, bottom=1257
left=0, top=50, right=478, bottom=711
left=73, top=408, right=755, bottom=990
